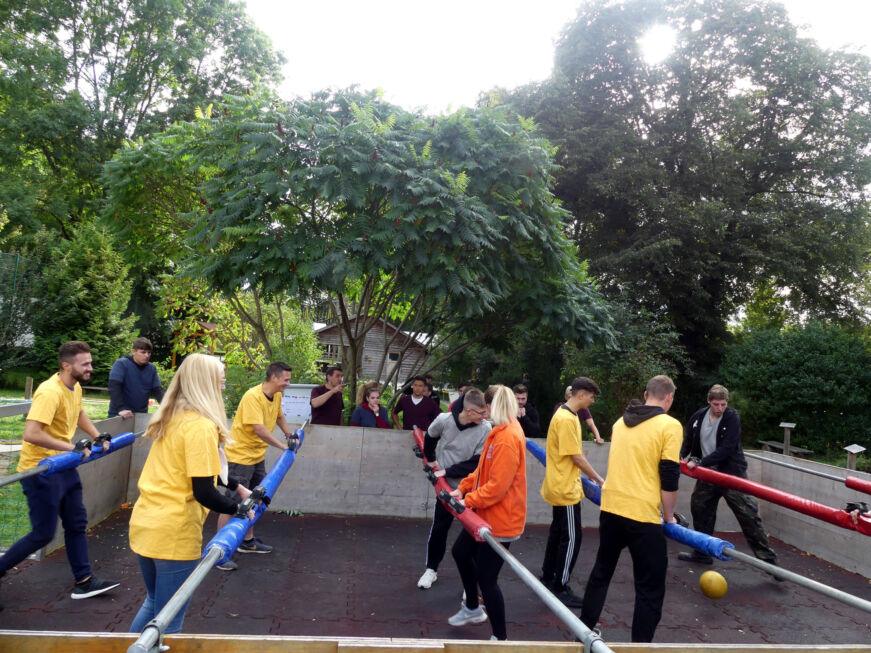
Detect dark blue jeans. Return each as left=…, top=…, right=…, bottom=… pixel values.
left=130, top=556, right=199, bottom=634
left=0, top=469, right=91, bottom=581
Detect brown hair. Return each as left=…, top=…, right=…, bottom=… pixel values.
left=512, top=383, right=528, bottom=395
left=363, top=386, right=381, bottom=402
left=132, top=337, right=153, bottom=352
left=58, top=341, right=90, bottom=366
left=569, top=376, right=600, bottom=396
left=356, top=380, right=379, bottom=404
left=464, top=388, right=486, bottom=409
left=645, top=375, right=676, bottom=399
left=707, top=384, right=729, bottom=401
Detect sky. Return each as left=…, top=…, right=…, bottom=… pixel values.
left=244, top=0, right=871, bottom=114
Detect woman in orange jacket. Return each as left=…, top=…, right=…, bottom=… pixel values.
left=447, top=384, right=527, bottom=641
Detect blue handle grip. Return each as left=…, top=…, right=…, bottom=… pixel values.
left=37, top=432, right=138, bottom=475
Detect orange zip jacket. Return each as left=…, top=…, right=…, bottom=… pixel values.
left=457, top=419, right=527, bottom=539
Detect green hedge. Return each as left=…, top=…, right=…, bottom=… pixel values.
left=721, top=323, right=871, bottom=454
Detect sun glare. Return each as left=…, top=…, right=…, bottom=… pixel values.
left=639, top=24, right=677, bottom=65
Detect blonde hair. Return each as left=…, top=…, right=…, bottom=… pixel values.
left=488, top=385, right=520, bottom=427
left=144, top=353, right=229, bottom=444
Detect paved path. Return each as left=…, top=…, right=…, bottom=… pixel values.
left=0, top=511, right=869, bottom=644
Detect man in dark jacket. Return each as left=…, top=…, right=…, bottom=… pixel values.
left=678, top=384, right=777, bottom=565
left=513, top=383, right=541, bottom=438
left=108, top=337, right=164, bottom=419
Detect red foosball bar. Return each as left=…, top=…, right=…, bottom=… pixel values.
left=411, top=427, right=491, bottom=541
left=681, top=462, right=871, bottom=536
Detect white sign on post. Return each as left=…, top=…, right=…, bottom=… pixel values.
left=282, top=384, right=318, bottom=424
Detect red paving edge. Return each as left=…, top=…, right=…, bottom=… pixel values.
left=0, top=510, right=869, bottom=644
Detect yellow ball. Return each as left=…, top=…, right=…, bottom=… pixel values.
left=699, top=570, right=728, bottom=599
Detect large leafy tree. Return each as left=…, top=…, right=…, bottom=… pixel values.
left=0, top=0, right=284, bottom=236
left=506, top=0, right=871, bottom=383
left=104, top=89, right=614, bottom=391
left=0, top=0, right=283, bottom=359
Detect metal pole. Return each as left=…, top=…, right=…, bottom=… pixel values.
left=744, top=452, right=846, bottom=483
left=479, top=529, right=614, bottom=653
left=0, top=466, right=44, bottom=488
left=725, top=548, right=871, bottom=614
left=127, top=547, right=224, bottom=653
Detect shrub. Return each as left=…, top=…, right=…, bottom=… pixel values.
left=721, top=323, right=871, bottom=453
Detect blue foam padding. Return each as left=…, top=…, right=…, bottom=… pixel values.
left=37, top=432, right=137, bottom=475
left=526, top=438, right=546, bottom=465
left=581, top=477, right=602, bottom=504
left=205, top=426, right=306, bottom=565
left=526, top=438, right=601, bottom=503
left=526, top=434, right=734, bottom=560
left=664, top=522, right=735, bottom=560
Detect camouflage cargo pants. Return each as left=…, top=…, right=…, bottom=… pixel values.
left=690, top=479, right=778, bottom=563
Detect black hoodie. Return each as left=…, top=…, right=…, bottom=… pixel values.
left=622, top=403, right=665, bottom=427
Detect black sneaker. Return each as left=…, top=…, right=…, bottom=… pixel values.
left=71, top=576, right=120, bottom=599
left=677, top=551, right=713, bottom=565
left=554, top=585, right=584, bottom=609
left=237, top=537, right=273, bottom=554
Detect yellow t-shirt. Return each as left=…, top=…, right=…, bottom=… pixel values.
left=601, top=412, right=683, bottom=524
left=540, top=406, right=584, bottom=506
left=17, top=374, right=82, bottom=472
left=129, top=410, right=221, bottom=560
left=224, top=385, right=282, bottom=465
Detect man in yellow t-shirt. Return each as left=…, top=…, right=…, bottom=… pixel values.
left=0, top=341, right=119, bottom=601
left=215, top=362, right=295, bottom=570
left=540, top=377, right=605, bottom=608
left=581, top=375, right=682, bottom=643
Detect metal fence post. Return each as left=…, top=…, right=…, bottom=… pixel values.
left=779, top=421, right=795, bottom=456
left=844, top=444, right=866, bottom=471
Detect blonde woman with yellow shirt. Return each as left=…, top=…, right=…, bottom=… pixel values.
left=129, top=353, right=252, bottom=634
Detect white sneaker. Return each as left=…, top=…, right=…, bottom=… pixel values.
left=417, top=568, right=438, bottom=589
left=448, top=602, right=488, bottom=627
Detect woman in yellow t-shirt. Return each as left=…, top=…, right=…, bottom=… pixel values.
left=129, top=353, right=252, bottom=634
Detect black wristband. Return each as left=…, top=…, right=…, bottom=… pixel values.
left=73, top=438, right=93, bottom=452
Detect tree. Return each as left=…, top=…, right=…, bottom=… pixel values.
left=104, top=89, right=614, bottom=392
left=0, top=249, right=38, bottom=374
left=504, top=0, right=871, bottom=385
left=29, top=223, right=138, bottom=383
left=563, top=302, right=690, bottom=431
left=721, top=323, right=871, bottom=453
left=0, top=1, right=285, bottom=361
left=0, top=0, right=284, bottom=237
left=157, top=271, right=321, bottom=379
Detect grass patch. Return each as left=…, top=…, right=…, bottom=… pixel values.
left=0, top=395, right=109, bottom=444
left=0, top=452, right=29, bottom=548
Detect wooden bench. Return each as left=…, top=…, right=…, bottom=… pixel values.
left=757, top=440, right=812, bottom=457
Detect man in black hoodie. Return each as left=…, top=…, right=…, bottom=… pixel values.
left=678, top=384, right=777, bottom=565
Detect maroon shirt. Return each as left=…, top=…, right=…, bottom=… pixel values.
left=392, top=393, right=440, bottom=431
left=311, top=385, right=344, bottom=425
